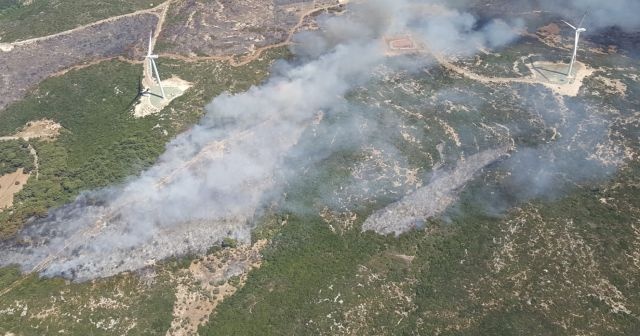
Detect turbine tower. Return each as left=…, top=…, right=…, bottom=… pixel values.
left=562, top=15, right=586, bottom=78
left=145, top=31, right=166, bottom=99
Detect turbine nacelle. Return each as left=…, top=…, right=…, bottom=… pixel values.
left=562, top=20, right=587, bottom=33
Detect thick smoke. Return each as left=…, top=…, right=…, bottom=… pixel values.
left=0, top=0, right=627, bottom=280
left=411, top=8, right=524, bottom=55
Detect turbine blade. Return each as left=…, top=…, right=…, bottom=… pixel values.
left=127, top=77, right=143, bottom=111
left=150, top=59, right=166, bottom=99
left=148, top=31, right=153, bottom=55
left=127, top=94, right=140, bottom=110
left=562, top=20, right=576, bottom=30
left=578, top=13, right=587, bottom=28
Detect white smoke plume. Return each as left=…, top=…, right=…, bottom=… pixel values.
left=1, top=0, right=609, bottom=280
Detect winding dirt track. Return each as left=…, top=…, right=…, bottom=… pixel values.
left=5, top=1, right=171, bottom=48
left=424, top=46, right=591, bottom=97
left=50, top=56, right=142, bottom=78
left=14, top=1, right=341, bottom=86
left=158, top=2, right=342, bottom=66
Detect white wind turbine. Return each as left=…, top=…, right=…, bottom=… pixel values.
left=562, top=15, right=587, bottom=78
left=145, top=31, right=166, bottom=99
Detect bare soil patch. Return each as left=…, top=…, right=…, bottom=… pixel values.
left=384, top=35, right=422, bottom=56
left=434, top=50, right=594, bottom=97
left=525, top=61, right=595, bottom=97
left=0, top=168, right=30, bottom=211
left=0, top=119, right=62, bottom=141
left=595, top=75, right=628, bottom=96
left=167, top=240, right=267, bottom=336
left=134, top=77, right=192, bottom=118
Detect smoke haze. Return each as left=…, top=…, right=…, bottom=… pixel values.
left=0, top=0, right=632, bottom=280
left=541, top=0, right=640, bottom=31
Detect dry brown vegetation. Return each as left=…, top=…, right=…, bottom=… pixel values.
left=167, top=240, right=267, bottom=336
left=0, top=119, right=62, bottom=141
left=0, top=168, right=29, bottom=211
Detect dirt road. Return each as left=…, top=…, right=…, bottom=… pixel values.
left=426, top=48, right=592, bottom=97
left=4, top=1, right=171, bottom=48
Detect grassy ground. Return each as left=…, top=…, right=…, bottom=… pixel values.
left=0, top=0, right=156, bottom=43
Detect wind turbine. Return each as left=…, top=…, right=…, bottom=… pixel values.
left=145, top=31, right=166, bottom=99
left=562, top=15, right=586, bottom=78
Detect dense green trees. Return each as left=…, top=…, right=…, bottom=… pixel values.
left=0, top=47, right=286, bottom=238
left=0, top=61, right=167, bottom=237
left=0, top=139, right=33, bottom=175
